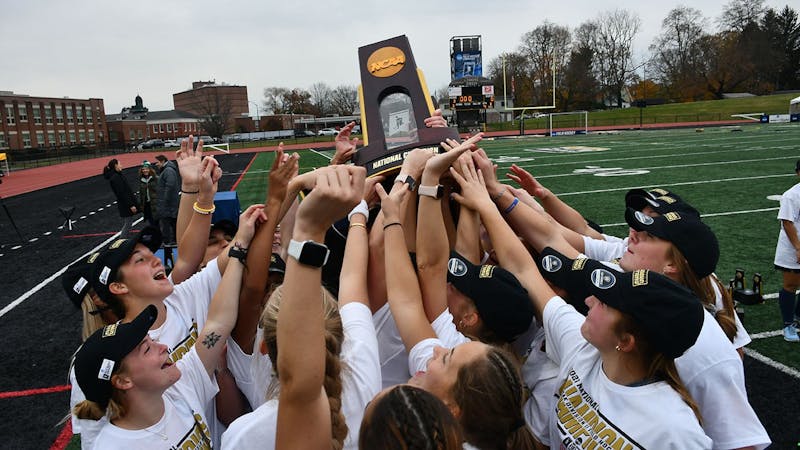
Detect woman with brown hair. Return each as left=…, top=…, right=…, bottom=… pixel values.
left=138, top=161, right=159, bottom=227
left=103, top=158, right=138, bottom=237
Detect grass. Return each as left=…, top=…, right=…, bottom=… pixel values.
left=486, top=93, right=799, bottom=131
left=234, top=121, right=800, bottom=370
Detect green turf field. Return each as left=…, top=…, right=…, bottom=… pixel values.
left=235, top=123, right=800, bottom=370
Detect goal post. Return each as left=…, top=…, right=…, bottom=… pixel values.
left=548, top=111, right=588, bottom=136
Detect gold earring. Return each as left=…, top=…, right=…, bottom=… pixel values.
left=615, top=345, right=621, bottom=351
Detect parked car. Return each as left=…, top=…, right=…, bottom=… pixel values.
left=317, top=128, right=338, bottom=136
left=295, top=129, right=316, bottom=137
left=352, top=124, right=361, bottom=134
left=138, top=139, right=164, bottom=150
left=163, top=139, right=179, bottom=148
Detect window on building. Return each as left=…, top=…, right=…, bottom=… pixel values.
left=137, top=130, right=143, bottom=139
left=0, top=132, right=6, bottom=149
left=153, top=125, right=158, bottom=134
left=47, top=131, right=55, bottom=146
left=166, top=123, right=172, bottom=132
left=69, top=131, right=76, bottom=143
left=88, top=130, right=95, bottom=143
left=56, top=107, right=64, bottom=124
left=66, top=107, right=73, bottom=123
left=76, top=108, right=83, bottom=124
left=79, top=130, right=86, bottom=143
left=129, top=130, right=135, bottom=141
left=44, top=105, right=53, bottom=124
left=159, top=124, right=164, bottom=133
left=36, top=131, right=44, bottom=147
left=33, top=106, right=41, bottom=125
left=5, top=105, right=14, bottom=125
left=86, top=109, right=92, bottom=123
left=59, top=131, right=67, bottom=145
left=18, top=104, right=28, bottom=122
left=22, top=131, right=31, bottom=148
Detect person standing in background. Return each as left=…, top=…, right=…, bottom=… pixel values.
left=155, top=154, right=180, bottom=246
left=137, top=161, right=159, bottom=227
left=103, top=159, right=137, bottom=237
left=773, top=159, right=800, bottom=342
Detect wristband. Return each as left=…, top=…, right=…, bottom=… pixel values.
left=347, top=200, right=369, bottom=222
left=180, top=189, right=199, bottom=195
left=384, top=222, right=402, bottom=230
left=228, top=245, right=247, bottom=266
left=503, top=197, right=519, bottom=214
left=193, top=201, right=216, bottom=215
left=349, top=222, right=367, bottom=230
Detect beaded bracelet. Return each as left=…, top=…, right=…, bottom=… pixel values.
left=193, top=202, right=216, bottom=215
left=503, top=197, right=520, bottom=214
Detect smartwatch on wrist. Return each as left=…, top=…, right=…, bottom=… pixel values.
left=287, top=239, right=330, bottom=268
left=417, top=184, right=444, bottom=199
left=394, top=173, right=416, bottom=191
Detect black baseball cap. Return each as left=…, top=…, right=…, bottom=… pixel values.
left=90, top=226, right=163, bottom=303
left=269, top=253, right=286, bottom=274
left=625, top=208, right=719, bottom=278
left=446, top=252, right=534, bottom=342
left=538, top=247, right=703, bottom=359
left=62, top=253, right=99, bottom=308
left=210, top=219, right=237, bottom=241
left=74, top=304, right=158, bottom=407
left=625, top=188, right=699, bottom=218
left=795, top=160, right=800, bottom=172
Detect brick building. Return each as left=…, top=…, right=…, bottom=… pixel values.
left=106, top=95, right=204, bottom=149
left=0, top=91, right=107, bottom=151
left=173, top=81, right=248, bottom=134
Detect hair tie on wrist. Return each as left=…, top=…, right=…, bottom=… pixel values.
left=181, top=189, right=199, bottom=195
left=383, top=222, right=402, bottom=230
left=503, top=197, right=519, bottom=214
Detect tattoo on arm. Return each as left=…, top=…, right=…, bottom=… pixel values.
left=202, top=331, right=221, bottom=349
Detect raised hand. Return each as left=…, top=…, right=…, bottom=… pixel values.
left=449, top=157, right=493, bottom=213
left=363, top=175, right=385, bottom=209
left=375, top=182, right=409, bottom=224
left=399, top=148, right=435, bottom=181
left=198, top=156, right=220, bottom=199
left=177, top=135, right=204, bottom=191
left=469, top=148, right=503, bottom=198
left=423, top=109, right=448, bottom=128
left=422, top=133, right=483, bottom=184
left=268, top=143, right=299, bottom=203
left=332, top=122, right=359, bottom=165
left=295, top=166, right=366, bottom=239
left=507, top=164, right=551, bottom=200
left=234, top=204, right=268, bottom=248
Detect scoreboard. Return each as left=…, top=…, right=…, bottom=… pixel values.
left=449, top=85, right=494, bottom=109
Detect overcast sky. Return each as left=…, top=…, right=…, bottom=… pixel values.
left=0, top=0, right=791, bottom=115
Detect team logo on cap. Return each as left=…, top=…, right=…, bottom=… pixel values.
left=663, top=212, right=681, bottom=222
left=87, top=252, right=99, bottom=264
left=590, top=269, right=616, bottom=289
left=102, top=323, right=118, bottom=337
left=109, top=239, right=127, bottom=249
left=572, top=258, right=587, bottom=271
left=479, top=265, right=495, bottom=279
left=72, top=277, right=88, bottom=294
left=632, top=269, right=649, bottom=286
left=448, top=258, right=468, bottom=277
left=651, top=188, right=669, bottom=195
left=541, top=255, right=562, bottom=272
left=98, top=358, right=115, bottom=381
left=634, top=210, right=654, bottom=225
left=657, top=195, right=676, bottom=204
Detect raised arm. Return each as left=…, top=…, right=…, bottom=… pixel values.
left=195, top=204, right=266, bottom=377
left=331, top=122, right=359, bottom=165
left=507, top=164, right=604, bottom=240
left=170, top=154, right=221, bottom=283
left=378, top=182, right=436, bottom=352
left=234, top=146, right=298, bottom=352
left=449, top=162, right=557, bottom=321
left=276, top=165, right=364, bottom=450
left=416, top=134, right=481, bottom=321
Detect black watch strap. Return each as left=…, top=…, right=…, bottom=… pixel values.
left=228, top=245, right=248, bottom=265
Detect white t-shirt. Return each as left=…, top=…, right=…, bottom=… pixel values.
left=90, top=347, right=219, bottom=450
left=543, top=297, right=712, bottom=449
left=430, top=308, right=472, bottom=348
left=225, top=331, right=274, bottom=410
left=221, top=302, right=381, bottom=450
left=775, top=182, right=800, bottom=268
left=520, top=323, right=559, bottom=447
left=373, top=302, right=412, bottom=388
left=70, top=259, right=223, bottom=449
left=710, top=277, right=751, bottom=349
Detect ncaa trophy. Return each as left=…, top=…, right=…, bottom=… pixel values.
left=352, top=35, right=460, bottom=177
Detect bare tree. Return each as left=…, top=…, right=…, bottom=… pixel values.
left=195, top=89, right=233, bottom=139
left=263, top=87, right=289, bottom=114
left=486, top=52, right=529, bottom=107
left=309, top=82, right=333, bottom=116
left=591, top=9, right=642, bottom=107
left=432, top=85, right=450, bottom=110
left=281, top=88, right=313, bottom=115
left=329, top=85, right=359, bottom=116
left=719, top=0, right=766, bottom=31
left=650, top=6, right=708, bottom=101
left=518, top=21, right=572, bottom=108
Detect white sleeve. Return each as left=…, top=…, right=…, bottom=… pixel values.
left=431, top=309, right=471, bottom=348
left=600, top=233, right=626, bottom=244
left=167, top=258, right=222, bottom=328
left=542, top=296, right=587, bottom=366
left=777, top=190, right=800, bottom=222
left=171, top=347, right=220, bottom=407
left=407, top=338, right=443, bottom=375
left=340, top=303, right=382, bottom=399
left=583, top=236, right=627, bottom=261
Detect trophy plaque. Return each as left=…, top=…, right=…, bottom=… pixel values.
left=353, top=35, right=460, bottom=177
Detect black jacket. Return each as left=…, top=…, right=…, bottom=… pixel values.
left=105, top=169, right=138, bottom=217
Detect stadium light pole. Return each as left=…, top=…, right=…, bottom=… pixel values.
left=249, top=101, right=260, bottom=131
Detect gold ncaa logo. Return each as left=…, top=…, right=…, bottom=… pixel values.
left=367, top=46, right=406, bottom=78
